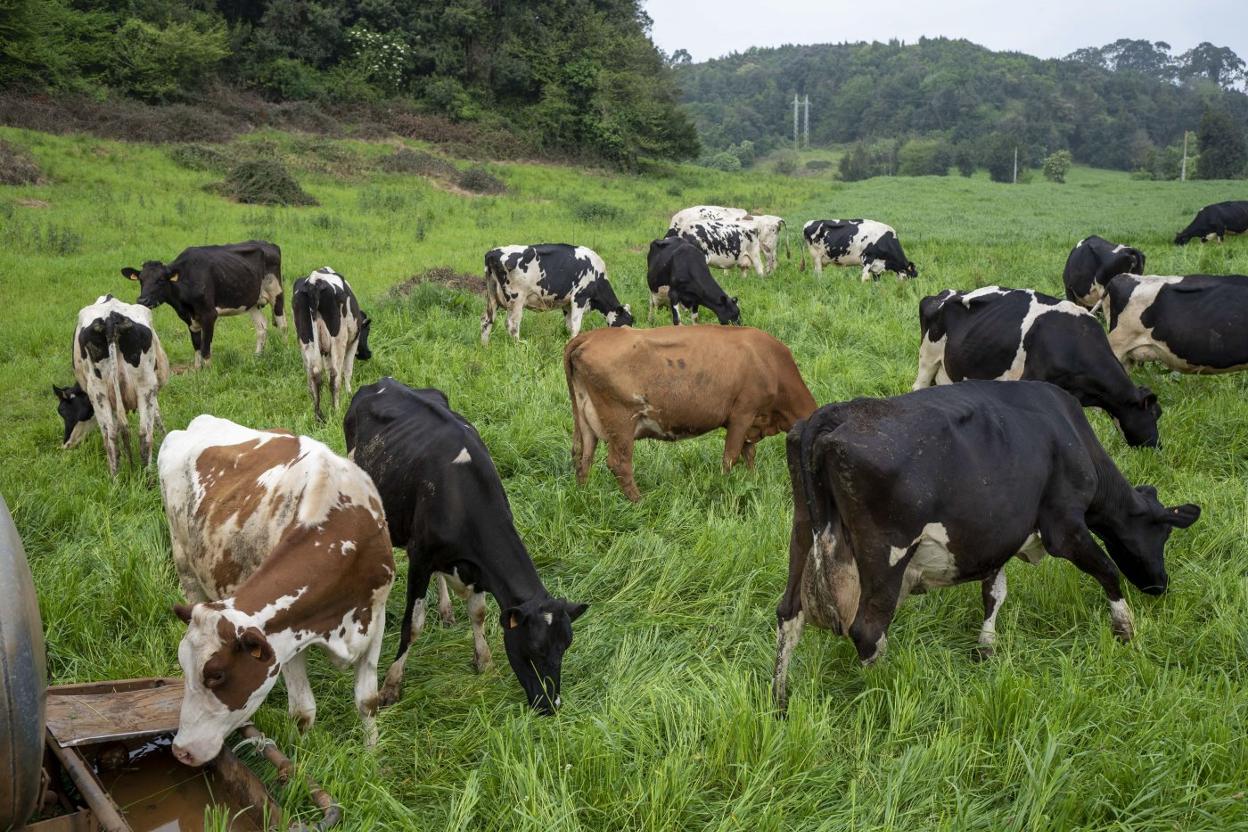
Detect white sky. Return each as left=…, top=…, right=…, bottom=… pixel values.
left=642, top=0, right=1248, bottom=64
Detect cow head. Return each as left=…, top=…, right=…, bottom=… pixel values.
left=606, top=304, right=633, bottom=328
left=122, top=261, right=180, bottom=308
left=53, top=384, right=96, bottom=448
left=1128, top=248, right=1146, bottom=274
left=499, top=598, right=588, bottom=714
left=873, top=233, right=918, bottom=278
left=1116, top=386, right=1162, bottom=448
left=1092, top=486, right=1200, bottom=595
left=711, top=294, right=741, bottom=325
left=170, top=603, right=280, bottom=767
left=356, top=312, right=373, bottom=361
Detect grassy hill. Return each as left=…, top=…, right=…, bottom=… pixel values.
left=2, top=128, right=1247, bottom=830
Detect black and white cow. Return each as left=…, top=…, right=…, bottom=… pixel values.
left=55, top=295, right=169, bottom=476
left=802, top=219, right=918, bottom=281
left=667, top=219, right=765, bottom=276
left=293, top=267, right=372, bottom=422
left=646, top=236, right=740, bottom=325
left=344, top=379, right=588, bottom=713
left=913, top=286, right=1161, bottom=447
left=122, top=240, right=284, bottom=368
left=1106, top=274, right=1248, bottom=373
left=1063, top=236, right=1146, bottom=311
left=771, top=380, right=1200, bottom=710
left=480, top=244, right=632, bottom=344
left=670, top=206, right=786, bottom=274
left=1174, top=200, right=1248, bottom=245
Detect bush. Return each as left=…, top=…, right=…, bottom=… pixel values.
left=570, top=199, right=624, bottom=223
left=805, top=159, right=833, bottom=171
left=772, top=152, right=798, bottom=175
left=981, top=134, right=1024, bottom=183
left=107, top=17, right=229, bottom=102
left=1042, top=150, right=1073, bottom=183
left=702, top=151, right=742, bottom=172
left=954, top=145, right=977, bottom=177
left=0, top=140, right=44, bottom=185
left=216, top=159, right=316, bottom=206
left=457, top=166, right=506, bottom=194
left=167, top=144, right=228, bottom=172
left=898, top=138, right=952, bottom=176
left=839, top=142, right=892, bottom=181
left=380, top=148, right=458, bottom=178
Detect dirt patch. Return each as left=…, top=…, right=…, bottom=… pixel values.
left=0, top=139, right=44, bottom=185
left=16, top=198, right=49, bottom=208
left=390, top=267, right=483, bottom=297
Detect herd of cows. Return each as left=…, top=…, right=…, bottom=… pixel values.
left=46, top=196, right=1248, bottom=769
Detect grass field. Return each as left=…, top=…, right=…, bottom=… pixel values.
left=2, top=126, right=1248, bottom=831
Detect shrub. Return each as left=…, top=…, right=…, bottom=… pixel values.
left=457, top=166, right=506, bottom=194
left=216, top=159, right=316, bottom=206
left=1042, top=150, right=1073, bottom=183
left=167, top=144, right=228, bottom=172
left=570, top=199, right=624, bottom=223
left=898, top=138, right=952, bottom=176
left=0, top=140, right=44, bottom=185
left=380, top=148, right=457, bottom=178
left=839, top=142, right=886, bottom=181
left=954, top=145, right=977, bottom=177
left=107, top=17, right=229, bottom=102
left=703, top=151, right=742, bottom=172
left=981, top=134, right=1024, bottom=183
left=805, top=159, right=833, bottom=171
left=772, top=152, right=798, bottom=175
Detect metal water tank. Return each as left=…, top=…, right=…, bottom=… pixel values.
left=0, top=494, right=46, bottom=829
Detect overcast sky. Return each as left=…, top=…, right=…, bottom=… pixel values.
left=642, top=0, right=1248, bottom=64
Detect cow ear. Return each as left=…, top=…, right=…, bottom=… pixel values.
left=167, top=270, right=179, bottom=283
left=122, top=267, right=139, bottom=280
left=1137, top=387, right=1158, bottom=409
left=1163, top=503, right=1201, bottom=528
left=172, top=603, right=193, bottom=624
left=563, top=601, right=589, bottom=622
left=1135, top=484, right=1159, bottom=501
left=52, top=384, right=67, bottom=399
left=502, top=607, right=526, bottom=630
left=238, top=627, right=273, bottom=661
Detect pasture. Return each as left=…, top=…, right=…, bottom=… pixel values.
left=2, top=126, right=1247, bottom=830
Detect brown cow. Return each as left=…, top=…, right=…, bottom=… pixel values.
left=564, top=325, right=816, bottom=500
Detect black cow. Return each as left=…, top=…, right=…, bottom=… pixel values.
left=645, top=236, right=740, bottom=325
left=801, top=218, right=918, bottom=281
left=480, top=244, right=632, bottom=343
left=1174, top=200, right=1248, bottom=245
left=913, top=286, right=1161, bottom=447
left=771, top=381, right=1199, bottom=711
left=344, top=378, right=588, bottom=713
left=121, top=240, right=285, bottom=368
left=293, top=267, right=372, bottom=422
left=1107, top=274, right=1248, bottom=373
left=1063, top=236, right=1146, bottom=310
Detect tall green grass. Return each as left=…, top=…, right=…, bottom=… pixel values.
left=2, top=127, right=1247, bottom=830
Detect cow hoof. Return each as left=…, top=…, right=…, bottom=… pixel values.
left=293, top=712, right=315, bottom=733
left=971, top=644, right=994, bottom=662
left=439, top=610, right=456, bottom=627
left=473, top=659, right=493, bottom=674
left=377, top=684, right=402, bottom=708
left=1112, top=625, right=1134, bottom=644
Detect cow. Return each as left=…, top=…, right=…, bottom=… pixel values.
left=292, top=267, right=373, bottom=422
left=1174, top=200, right=1248, bottom=245
left=667, top=220, right=765, bottom=276
left=564, top=325, right=816, bottom=501
left=158, top=415, right=394, bottom=767
left=1106, top=274, right=1248, bottom=373
left=54, top=295, right=169, bottom=476
left=801, top=219, right=918, bottom=281
left=771, top=381, right=1200, bottom=711
left=480, top=244, right=632, bottom=344
left=344, top=379, right=588, bottom=713
left=912, top=286, right=1161, bottom=447
left=1062, top=236, right=1146, bottom=311
left=671, top=207, right=787, bottom=274
left=121, top=240, right=285, bottom=368
left=646, top=236, right=741, bottom=325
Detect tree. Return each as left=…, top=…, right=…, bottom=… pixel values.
left=669, top=48, right=692, bottom=67
left=1179, top=43, right=1247, bottom=89
left=1043, top=150, right=1072, bottom=183
left=981, top=133, right=1021, bottom=183
left=1195, top=108, right=1248, bottom=179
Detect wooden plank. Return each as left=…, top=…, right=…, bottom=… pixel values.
left=45, top=680, right=183, bottom=748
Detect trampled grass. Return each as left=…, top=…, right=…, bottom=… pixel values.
left=2, top=127, right=1247, bottom=830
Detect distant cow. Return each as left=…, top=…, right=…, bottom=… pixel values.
left=671, top=207, right=786, bottom=274
left=564, top=326, right=816, bottom=501
left=668, top=219, right=765, bottom=276
left=1174, top=200, right=1248, bottom=245
left=913, top=286, right=1161, bottom=447
left=771, top=381, right=1199, bottom=711
left=1063, top=236, right=1146, bottom=310
left=646, top=236, right=740, bottom=325
left=345, top=379, right=588, bottom=713
left=55, top=295, right=169, bottom=476
left=481, top=244, right=632, bottom=344
left=802, top=219, right=918, bottom=281
left=293, top=267, right=373, bottom=421
left=159, top=415, right=394, bottom=766
left=1106, top=274, right=1248, bottom=373
left=122, top=240, right=285, bottom=368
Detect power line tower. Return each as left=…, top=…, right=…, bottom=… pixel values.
left=803, top=95, right=810, bottom=148
left=793, top=94, right=799, bottom=151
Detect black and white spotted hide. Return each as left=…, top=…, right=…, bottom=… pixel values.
left=293, top=267, right=372, bottom=421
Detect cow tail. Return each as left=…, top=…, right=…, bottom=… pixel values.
left=799, top=242, right=807, bottom=272
left=563, top=335, right=586, bottom=459
left=105, top=320, right=130, bottom=461
left=798, top=407, right=844, bottom=560
left=302, top=281, right=323, bottom=358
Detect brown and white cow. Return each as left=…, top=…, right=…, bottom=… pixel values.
left=55, top=294, right=169, bottom=476
left=564, top=325, right=817, bottom=501
left=158, top=415, right=395, bottom=766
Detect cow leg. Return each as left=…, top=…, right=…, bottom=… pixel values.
left=379, top=554, right=432, bottom=707
left=271, top=281, right=287, bottom=334
left=282, top=650, right=316, bottom=732
left=306, top=358, right=324, bottom=423
left=860, top=263, right=874, bottom=283
left=605, top=432, right=640, bottom=502
left=743, top=441, right=756, bottom=470
left=811, top=248, right=822, bottom=275
left=137, top=389, right=157, bottom=468
left=566, top=303, right=587, bottom=338
left=912, top=340, right=944, bottom=390
left=354, top=608, right=385, bottom=747
left=505, top=302, right=524, bottom=341
left=249, top=307, right=268, bottom=354
left=93, top=391, right=121, bottom=477
left=169, top=535, right=207, bottom=604
left=975, top=568, right=1008, bottom=659
left=648, top=293, right=658, bottom=323
left=1038, top=515, right=1134, bottom=641
left=328, top=339, right=346, bottom=412
left=198, top=313, right=217, bottom=367
left=342, top=343, right=357, bottom=401
left=688, top=305, right=699, bottom=325
left=480, top=293, right=498, bottom=345
left=467, top=590, right=492, bottom=672
left=721, top=415, right=752, bottom=473
left=670, top=303, right=682, bottom=326
left=435, top=573, right=455, bottom=626
left=774, top=434, right=813, bottom=713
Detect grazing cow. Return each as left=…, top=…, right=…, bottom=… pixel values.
left=667, top=220, right=765, bottom=276
left=771, top=381, right=1199, bottom=710
left=293, top=267, right=373, bottom=422
left=122, top=240, right=285, bottom=368
left=646, top=236, right=741, bottom=325
left=564, top=326, right=816, bottom=501
left=481, top=244, right=632, bottom=344
left=55, top=295, right=169, bottom=476
left=1106, top=274, right=1248, bottom=373
left=1174, top=200, right=1248, bottom=245
left=913, top=287, right=1161, bottom=447
left=344, top=379, right=588, bottom=712
left=1063, top=236, right=1146, bottom=310
left=671, top=207, right=787, bottom=274
left=802, top=219, right=918, bottom=281
left=158, top=415, right=394, bottom=766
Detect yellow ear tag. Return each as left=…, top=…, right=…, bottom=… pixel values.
left=168, top=273, right=179, bottom=283
left=508, top=613, right=520, bottom=629
left=250, top=645, right=264, bottom=659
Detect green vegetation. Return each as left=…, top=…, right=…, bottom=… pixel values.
left=2, top=127, right=1248, bottom=829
